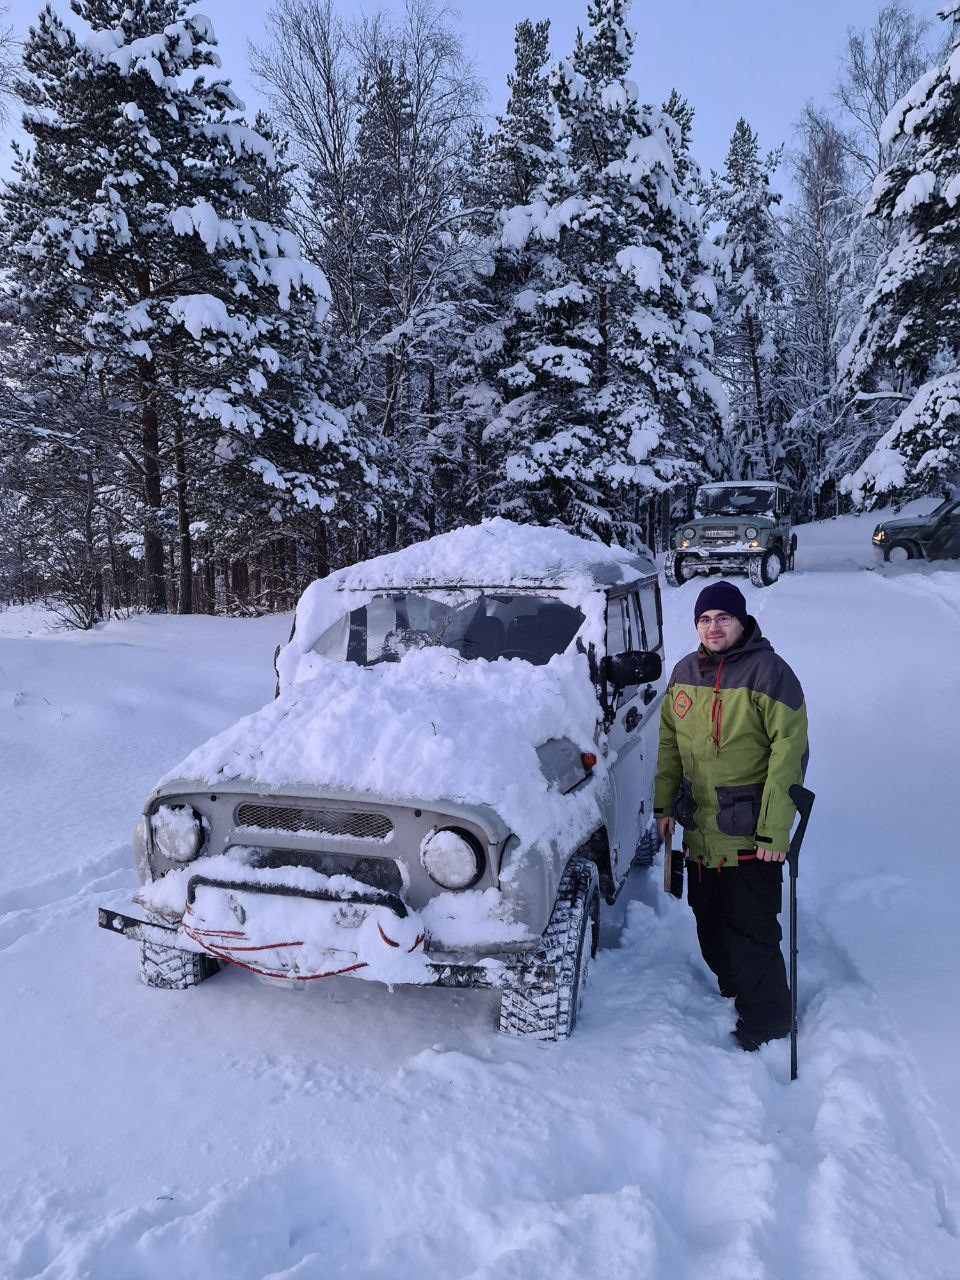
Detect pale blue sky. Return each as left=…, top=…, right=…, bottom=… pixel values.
left=3, top=0, right=942, bottom=185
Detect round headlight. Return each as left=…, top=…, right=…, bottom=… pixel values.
left=744, top=526, right=759, bottom=539
left=419, top=827, right=484, bottom=890
left=682, top=526, right=696, bottom=540
left=151, top=804, right=205, bottom=863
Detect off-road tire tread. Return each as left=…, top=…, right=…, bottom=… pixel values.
left=632, top=820, right=661, bottom=868
left=139, top=940, right=221, bottom=989
left=749, top=547, right=784, bottom=588
left=664, top=551, right=686, bottom=588
left=498, top=858, right=598, bottom=1041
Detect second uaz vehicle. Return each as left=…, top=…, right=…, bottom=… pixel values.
left=665, top=480, right=797, bottom=588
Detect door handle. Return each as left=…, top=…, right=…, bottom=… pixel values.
left=624, top=706, right=639, bottom=732
left=643, top=685, right=657, bottom=705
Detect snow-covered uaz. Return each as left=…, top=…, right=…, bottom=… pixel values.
left=99, top=519, right=666, bottom=1039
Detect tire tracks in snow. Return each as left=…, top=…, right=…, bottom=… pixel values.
left=1, top=868, right=957, bottom=1279
left=0, top=844, right=133, bottom=954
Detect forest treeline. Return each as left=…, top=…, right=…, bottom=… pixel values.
left=0, top=0, right=956, bottom=625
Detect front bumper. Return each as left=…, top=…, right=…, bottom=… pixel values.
left=677, top=546, right=758, bottom=574
left=99, top=875, right=553, bottom=992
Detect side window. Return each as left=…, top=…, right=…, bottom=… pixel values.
left=626, top=593, right=643, bottom=652
left=605, top=596, right=627, bottom=656
left=637, top=586, right=662, bottom=653
left=607, top=594, right=641, bottom=707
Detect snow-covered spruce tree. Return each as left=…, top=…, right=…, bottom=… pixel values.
left=711, top=119, right=783, bottom=480
left=612, top=87, right=726, bottom=544
left=839, top=2, right=960, bottom=507
left=1, top=1, right=356, bottom=611
left=255, top=1, right=483, bottom=553
left=774, top=110, right=855, bottom=516
left=489, top=0, right=722, bottom=543
left=452, top=17, right=556, bottom=523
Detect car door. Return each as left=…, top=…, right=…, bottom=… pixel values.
left=603, top=592, right=643, bottom=884
left=925, top=501, right=960, bottom=559
left=603, top=584, right=664, bottom=884
left=633, top=581, right=666, bottom=835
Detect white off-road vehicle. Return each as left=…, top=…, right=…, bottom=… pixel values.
left=100, top=519, right=666, bottom=1039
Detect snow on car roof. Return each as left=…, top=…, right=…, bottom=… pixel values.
left=327, top=518, right=655, bottom=591
left=278, top=519, right=653, bottom=685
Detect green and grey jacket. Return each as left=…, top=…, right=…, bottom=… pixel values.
left=653, top=620, right=808, bottom=868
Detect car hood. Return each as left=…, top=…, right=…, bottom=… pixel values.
left=876, top=514, right=926, bottom=532
left=161, top=646, right=607, bottom=853
left=692, top=514, right=774, bottom=526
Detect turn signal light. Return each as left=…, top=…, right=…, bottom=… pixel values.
left=581, top=752, right=597, bottom=770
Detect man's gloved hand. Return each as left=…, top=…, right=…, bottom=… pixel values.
left=755, top=847, right=785, bottom=862
left=657, top=817, right=675, bottom=840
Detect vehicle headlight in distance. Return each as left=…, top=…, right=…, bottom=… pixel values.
left=151, top=804, right=205, bottom=863
left=682, top=526, right=696, bottom=540
left=419, top=827, right=484, bottom=890
left=744, top=526, right=759, bottom=540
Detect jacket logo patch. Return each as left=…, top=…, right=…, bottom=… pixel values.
left=673, top=689, right=693, bottom=719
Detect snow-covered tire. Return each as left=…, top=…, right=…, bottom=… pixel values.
left=884, top=541, right=914, bottom=564
left=139, top=940, right=222, bottom=990
left=748, top=547, right=784, bottom=587
left=664, top=551, right=689, bottom=587
left=632, top=820, right=661, bottom=868
left=498, top=858, right=599, bottom=1041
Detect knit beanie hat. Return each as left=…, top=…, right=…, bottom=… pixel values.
left=693, top=580, right=749, bottom=627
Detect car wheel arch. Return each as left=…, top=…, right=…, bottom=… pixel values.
left=577, top=826, right=614, bottom=901
left=885, top=539, right=920, bottom=562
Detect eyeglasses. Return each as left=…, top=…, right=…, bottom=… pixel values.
left=696, top=613, right=735, bottom=628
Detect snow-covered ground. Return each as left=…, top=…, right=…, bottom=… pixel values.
left=1, top=509, right=958, bottom=1279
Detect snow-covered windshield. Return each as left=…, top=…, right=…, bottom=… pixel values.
left=310, top=594, right=585, bottom=667
left=695, top=486, right=777, bottom=517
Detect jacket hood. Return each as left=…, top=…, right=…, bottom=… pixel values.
left=697, top=617, right=773, bottom=667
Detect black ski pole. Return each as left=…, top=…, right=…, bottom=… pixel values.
left=787, top=784, right=815, bottom=1082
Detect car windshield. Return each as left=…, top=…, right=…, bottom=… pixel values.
left=927, top=496, right=959, bottom=518
left=695, top=486, right=777, bottom=517
left=309, top=593, right=585, bottom=667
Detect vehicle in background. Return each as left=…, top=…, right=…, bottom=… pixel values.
left=664, top=481, right=797, bottom=588
left=872, top=493, right=960, bottom=562
left=99, top=519, right=667, bottom=1041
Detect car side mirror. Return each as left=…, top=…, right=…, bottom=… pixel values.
left=603, top=650, right=662, bottom=690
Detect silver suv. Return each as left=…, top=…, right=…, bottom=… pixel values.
left=100, top=521, right=666, bottom=1040
left=665, top=481, right=797, bottom=588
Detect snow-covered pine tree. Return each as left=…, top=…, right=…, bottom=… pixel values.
left=839, top=2, right=960, bottom=507
left=609, top=88, right=725, bottom=545
left=490, top=0, right=722, bottom=543
left=452, top=18, right=557, bottom=523
left=774, top=110, right=854, bottom=515
left=711, top=119, right=783, bottom=480
left=508, top=0, right=647, bottom=538
left=1, top=0, right=356, bottom=611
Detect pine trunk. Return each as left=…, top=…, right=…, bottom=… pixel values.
left=659, top=490, right=672, bottom=555
left=139, top=365, right=167, bottom=612
left=745, top=315, right=774, bottom=478
left=173, top=423, right=193, bottom=615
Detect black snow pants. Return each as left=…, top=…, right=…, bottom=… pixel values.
left=686, top=855, right=791, bottom=1042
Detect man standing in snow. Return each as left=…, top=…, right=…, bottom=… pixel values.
left=654, top=581, right=808, bottom=1051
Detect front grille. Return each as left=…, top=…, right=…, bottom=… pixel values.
left=702, top=527, right=735, bottom=541
left=242, top=847, right=403, bottom=895
left=235, top=803, right=394, bottom=842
